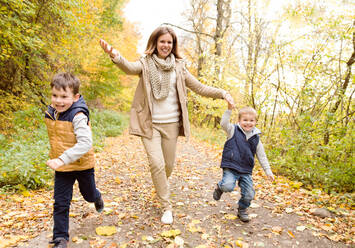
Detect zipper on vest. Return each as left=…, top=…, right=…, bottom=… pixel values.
left=45, top=111, right=55, bottom=121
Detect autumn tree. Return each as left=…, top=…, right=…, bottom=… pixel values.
left=0, top=0, right=139, bottom=130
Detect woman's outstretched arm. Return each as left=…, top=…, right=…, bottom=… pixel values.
left=99, top=39, right=142, bottom=75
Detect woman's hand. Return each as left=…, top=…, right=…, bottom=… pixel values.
left=224, top=92, right=235, bottom=109
left=99, top=39, right=119, bottom=59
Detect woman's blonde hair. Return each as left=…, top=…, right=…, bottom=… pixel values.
left=238, top=106, right=257, bottom=120
left=144, top=26, right=182, bottom=59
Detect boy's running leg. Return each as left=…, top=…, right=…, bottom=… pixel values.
left=76, top=168, right=103, bottom=212
left=237, top=174, right=255, bottom=222
left=214, top=168, right=238, bottom=200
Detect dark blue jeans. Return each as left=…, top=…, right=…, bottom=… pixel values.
left=53, top=168, right=101, bottom=241
left=218, top=168, right=255, bottom=209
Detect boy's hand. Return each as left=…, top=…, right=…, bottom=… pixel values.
left=224, top=92, right=235, bottom=109
left=99, top=39, right=119, bottom=59
left=267, top=174, right=275, bottom=182
left=46, top=158, right=64, bottom=170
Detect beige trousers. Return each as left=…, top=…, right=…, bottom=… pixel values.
left=141, top=122, right=180, bottom=210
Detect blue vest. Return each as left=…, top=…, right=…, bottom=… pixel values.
left=220, top=125, right=259, bottom=174
left=45, top=96, right=90, bottom=122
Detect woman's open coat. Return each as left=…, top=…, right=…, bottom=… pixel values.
left=113, top=55, right=226, bottom=139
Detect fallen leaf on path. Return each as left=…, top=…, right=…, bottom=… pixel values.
left=250, top=203, right=260, bottom=208
left=96, top=226, right=117, bottom=236
left=249, top=213, right=258, bottom=219
left=160, top=229, right=181, bottom=238
left=224, top=214, right=238, bottom=220
left=296, top=226, right=306, bottom=231
left=271, top=226, right=283, bottom=234
left=288, top=230, right=295, bottom=238
left=174, top=236, right=184, bottom=246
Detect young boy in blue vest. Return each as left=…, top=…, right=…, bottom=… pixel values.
left=213, top=103, right=274, bottom=222
left=45, top=72, right=104, bottom=248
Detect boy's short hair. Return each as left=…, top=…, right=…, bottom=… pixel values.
left=51, top=72, right=80, bottom=95
left=238, top=106, right=257, bottom=120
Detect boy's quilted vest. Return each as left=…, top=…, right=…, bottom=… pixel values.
left=45, top=96, right=95, bottom=172
left=220, top=125, right=259, bottom=174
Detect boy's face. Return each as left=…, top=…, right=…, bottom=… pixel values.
left=51, top=86, right=79, bottom=113
left=239, top=113, right=257, bottom=132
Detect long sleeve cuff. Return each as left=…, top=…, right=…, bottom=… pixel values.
left=59, top=153, right=71, bottom=165
left=111, top=50, right=121, bottom=63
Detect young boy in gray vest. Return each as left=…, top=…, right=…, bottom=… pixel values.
left=45, top=72, right=104, bottom=248
left=213, top=103, right=274, bottom=222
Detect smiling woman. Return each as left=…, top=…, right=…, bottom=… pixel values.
left=99, top=25, right=234, bottom=225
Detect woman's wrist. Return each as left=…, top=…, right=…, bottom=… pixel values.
left=222, top=90, right=228, bottom=99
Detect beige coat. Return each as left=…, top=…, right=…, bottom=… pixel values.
left=113, top=55, right=226, bottom=139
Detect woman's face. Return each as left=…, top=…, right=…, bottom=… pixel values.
left=156, top=33, right=173, bottom=59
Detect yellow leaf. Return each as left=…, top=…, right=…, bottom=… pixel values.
left=191, top=219, right=201, bottom=224
left=287, top=230, right=295, bottom=238
left=224, top=214, right=238, bottom=220
left=235, top=240, right=244, bottom=247
left=72, top=236, right=83, bottom=243
left=188, top=225, right=203, bottom=233
left=0, top=235, right=27, bottom=248
left=21, top=190, right=30, bottom=197
left=115, top=177, right=121, bottom=184
left=290, top=181, right=303, bottom=189
left=11, top=195, right=24, bottom=203
left=160, top=229, right=181, bottom=238
left=96, top=226, right=117, bottom=236
left=271, top=226, right=283, bottom=234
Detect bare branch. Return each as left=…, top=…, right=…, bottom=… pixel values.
left=161, top=22, right=214, bottom=38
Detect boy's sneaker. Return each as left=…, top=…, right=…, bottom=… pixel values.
left=50, top=237, right=68, bottom=248
left=237, top=207, right=250, bottom=222
left=95, top=196, right=104, bottom=213
left=213, top=184, right=223, bottom=201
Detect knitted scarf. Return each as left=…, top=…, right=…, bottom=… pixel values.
left=146, top=53, right=175, bottom=100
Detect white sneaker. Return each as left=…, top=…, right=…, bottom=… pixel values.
left=161, top=210, right=173, bottom=224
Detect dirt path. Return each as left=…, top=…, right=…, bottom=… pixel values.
left=3, top=131, right=353, bottom=247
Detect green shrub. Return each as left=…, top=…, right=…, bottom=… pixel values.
left=0, top=106, right=51, bottom=189
left=90, top=109, right=129, bottom=151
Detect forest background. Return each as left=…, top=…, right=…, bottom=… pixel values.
left=0, top=0, right=353, bottom=205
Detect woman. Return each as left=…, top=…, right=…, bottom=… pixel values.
left=100, top=26, right=234, bottom=224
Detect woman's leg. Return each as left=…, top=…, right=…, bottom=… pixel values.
left=142, top=127, right=171, bottom=210
left=141, top=122, right=180, bottom=211
left=160, top=122, right=180, bottom=178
